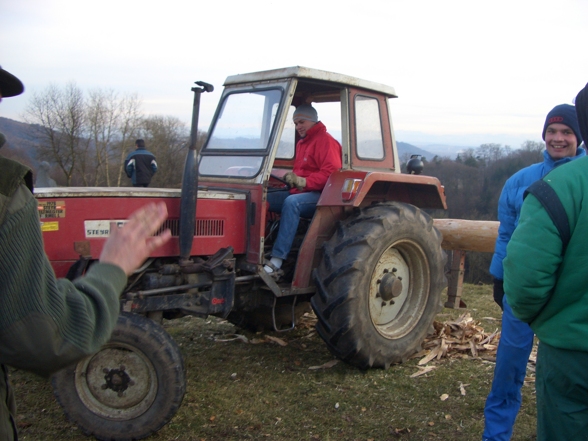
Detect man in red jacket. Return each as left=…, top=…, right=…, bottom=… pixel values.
left=264, top=104, right=342, bottom=276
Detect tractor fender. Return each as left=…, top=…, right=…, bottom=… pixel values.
left=317, top=170, right=447, bottom=210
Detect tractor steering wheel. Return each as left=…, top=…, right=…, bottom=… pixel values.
left=270, top=174, right=291, bottom=189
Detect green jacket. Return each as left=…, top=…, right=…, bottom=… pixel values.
left=0, top=156, right=126, bottom=440
left=504, top=155, right=588, bottom=351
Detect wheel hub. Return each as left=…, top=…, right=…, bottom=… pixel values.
left=102, top=366, right=135, bottom=397
left=377, top=269, right=403, bottom=302
left=74, top=345, right=158, bottom=419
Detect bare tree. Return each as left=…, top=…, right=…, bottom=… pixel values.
left=139, top=115, right=189, bottom=188
left=24, top=82, right=86, bottom=186
left=476, top=143, right=504, bottom=165
left=114, top=93, right=142, bottom=186
left=86, top=89, right=120, bottom=186
left=520, top=140, right=544, bottom=152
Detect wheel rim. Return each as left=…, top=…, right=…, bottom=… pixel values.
left=368, top=239, right=430, bottom=339
left=74, top=342, right=158, bottom=420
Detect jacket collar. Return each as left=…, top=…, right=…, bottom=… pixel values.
left=544, top=147, right=586, bottom=169
left=301, top=121, right=326, bottom=141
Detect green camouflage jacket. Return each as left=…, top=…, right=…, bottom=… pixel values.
left=0, top=156, right=126, bottom=440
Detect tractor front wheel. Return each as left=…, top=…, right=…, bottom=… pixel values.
left=52, top=312, right=185, bottom=441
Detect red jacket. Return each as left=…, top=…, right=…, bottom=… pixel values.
left=291, top=121, right=342, bottom=194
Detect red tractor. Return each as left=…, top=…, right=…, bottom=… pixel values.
left=36, top=66, right=447, bottom=440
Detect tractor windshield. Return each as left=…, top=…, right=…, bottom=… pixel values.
left=199, top=88, right=284, bottom=178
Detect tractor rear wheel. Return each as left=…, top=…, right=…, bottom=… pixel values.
left=52, top=312, right=185, bottom=441
left=311, top=202, right=446, bottom=369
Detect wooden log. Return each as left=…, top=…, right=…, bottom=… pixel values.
left=433, top=219, right=498, bottom=253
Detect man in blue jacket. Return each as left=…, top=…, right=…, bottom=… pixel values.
left=125, top=139, right=158, bottom=187
left=483, top=103, right=584, bottom=441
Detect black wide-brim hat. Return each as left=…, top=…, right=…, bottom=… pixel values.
left=0, top=66, right=24, bottom=98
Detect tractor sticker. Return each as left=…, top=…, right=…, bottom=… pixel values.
left=40, top=221, right=59, bottom=232
left=84, top=220, right=128, bottom=238
left=38, top=201, right=65, bottom=218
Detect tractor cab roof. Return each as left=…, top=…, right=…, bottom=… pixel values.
left=223, top=66, right=398, bottom=99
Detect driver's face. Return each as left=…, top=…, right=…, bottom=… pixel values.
left=294, top=118, right=316, bottom=138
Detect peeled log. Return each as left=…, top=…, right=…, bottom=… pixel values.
left=433, top=219, right=498, bottom=253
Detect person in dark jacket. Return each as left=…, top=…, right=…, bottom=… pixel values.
left=483, top=103, right=584, bottom=441
left=125, top=139, right=158, bottom=187
left=504, top=82, right=588, bottom=441
left=0, top=65, right=171, bottom=441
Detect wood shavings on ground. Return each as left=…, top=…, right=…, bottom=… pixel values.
left=297, top=311, right=318, bottom=329
left=214, top=334, right=288, bottom=346
left=214, top=334, right=250, bottom=343
left=265, top=335, right=288, bottom=346
left=415, top=312, right=501, bottom=365
left=410, top=365, right=437, bottom=378
left=411, top=311, right=538, bottom=381
left=308, top=359, right=340, bottom=370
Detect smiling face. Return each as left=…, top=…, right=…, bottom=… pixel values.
left=293, top=118, right=316, bottom=138
left=544, top=123, right=578, bottom=160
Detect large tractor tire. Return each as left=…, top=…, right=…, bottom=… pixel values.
left=52, top=312, right=186, bottom=441
left=311, top=202, right=446, bottom=369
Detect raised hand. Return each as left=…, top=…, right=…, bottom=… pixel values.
left=99, top=202, right=172, bottom=275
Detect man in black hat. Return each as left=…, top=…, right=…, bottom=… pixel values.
left=0, top=65, right=171, bottom=440
left=0, top=66, right=24, bottom=100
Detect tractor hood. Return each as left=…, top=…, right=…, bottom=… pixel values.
left=35, top=187, right=248, bottom=277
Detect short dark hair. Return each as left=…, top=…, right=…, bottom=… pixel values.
left=135, top=139, right=145, bottom=148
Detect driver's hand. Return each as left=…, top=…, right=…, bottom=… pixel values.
left=284, top=172, right=306, bottom=190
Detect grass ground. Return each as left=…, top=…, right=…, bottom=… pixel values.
left=11, top=284, right=537, bottom=441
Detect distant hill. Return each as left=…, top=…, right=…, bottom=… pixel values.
left=0, top=116, right=448, bottom=168
left=0, top=117, right=41, bottom=164
left=414, top=143, right=472, bottom=159
left=397, top=141, right=435, bottom=161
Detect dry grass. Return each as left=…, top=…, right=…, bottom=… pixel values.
left=12, top=284, right=538, bottom=441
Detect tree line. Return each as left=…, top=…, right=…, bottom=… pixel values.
left=403, top=141, right=546, bottom=283
left=21, top=83, right=549, bottom=282
left=22, top=82, right=205, bottom=188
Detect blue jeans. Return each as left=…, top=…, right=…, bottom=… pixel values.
left=267, top=190, right=320, bottom=260
left=483, top=296, right=534, bottom=441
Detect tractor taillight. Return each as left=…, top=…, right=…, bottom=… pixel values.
left=341, top=178, right=363, bottom=201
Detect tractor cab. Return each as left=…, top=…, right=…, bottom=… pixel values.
left=195, top=66, right=445, bottom=294
left=198, top=66, right=401, bottom=182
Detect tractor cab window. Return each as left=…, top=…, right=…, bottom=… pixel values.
left=276, top=105, right=296, bottom=159
left=355, top=95, right=384, bottom=160
left=276, top=101, right=343, bottom=160
left=199, top=88, right=283, bottom=178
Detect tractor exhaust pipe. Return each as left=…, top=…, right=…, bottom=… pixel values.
left=179, top=81, right=214, bottom=263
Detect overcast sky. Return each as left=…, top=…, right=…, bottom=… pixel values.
left=2, top=0, right=587, bottom=148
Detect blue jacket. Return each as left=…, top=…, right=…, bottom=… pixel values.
left=489, top=148, right=586, bottom=280
left=125, top=147, right=158, bottom=186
